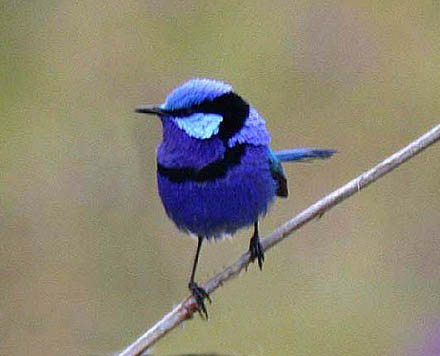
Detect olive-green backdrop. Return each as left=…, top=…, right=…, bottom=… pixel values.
left=2, top=1, right=440, bottom=355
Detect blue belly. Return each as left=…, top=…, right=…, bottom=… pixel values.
left=157, top=146, right=277, bottom=239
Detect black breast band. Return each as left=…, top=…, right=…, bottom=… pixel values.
left=157, top=144, right=246, bottom=183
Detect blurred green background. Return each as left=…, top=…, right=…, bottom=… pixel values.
left=1, top=1, right=440, bottom=355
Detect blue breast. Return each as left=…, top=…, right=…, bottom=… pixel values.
left=157, top=145, right=277, bottom=239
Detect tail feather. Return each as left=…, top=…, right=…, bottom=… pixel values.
left=275, top=148, right=337, bottom=162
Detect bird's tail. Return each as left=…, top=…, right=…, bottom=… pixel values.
left=274, top=148, right=337, bottom=162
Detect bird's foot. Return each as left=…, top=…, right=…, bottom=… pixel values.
left=188, top=281, right=211, bottom=319
left=249, top=235, right=265, bottom=270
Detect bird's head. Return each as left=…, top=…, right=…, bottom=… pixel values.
left=136, top=78, right=250, bottom=140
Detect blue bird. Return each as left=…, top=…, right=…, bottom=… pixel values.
left=136, top=78, right=335, bottom=318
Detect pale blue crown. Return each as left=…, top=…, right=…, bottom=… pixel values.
left=160, top=78, right=233, bottom=111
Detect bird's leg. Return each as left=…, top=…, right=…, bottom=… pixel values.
left=249, top=221, right=264, bottom=270
left=188, top=235, right=211, bottom=319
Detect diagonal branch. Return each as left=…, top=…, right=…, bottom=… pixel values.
left=119, top=123, right=440, bottom=356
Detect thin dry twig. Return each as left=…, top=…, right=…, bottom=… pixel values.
left=118, top=123, right=440, bottom=356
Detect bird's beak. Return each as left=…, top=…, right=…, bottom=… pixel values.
left=135, top=105, right=167, bottom=116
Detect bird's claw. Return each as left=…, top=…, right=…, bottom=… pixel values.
left=188, top=281, right=211, bottom=319
left=249, top=236, right=265, bottom=270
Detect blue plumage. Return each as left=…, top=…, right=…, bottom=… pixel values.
left=135, top=78, right=336, bottom=317
left=160, top=78, right=233, bottom=111
left=275, top=148, right=337, bottom=162
left=175, top=113, right=223, bottom=139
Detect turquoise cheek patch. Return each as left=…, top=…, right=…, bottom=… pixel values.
left=175, top=113, right=223, bottom=139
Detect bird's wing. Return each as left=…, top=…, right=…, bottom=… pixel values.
left=268, top=148, right=288, bottom=198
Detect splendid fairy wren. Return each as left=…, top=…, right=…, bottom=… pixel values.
left=136, top=78, right=335, bottom=318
